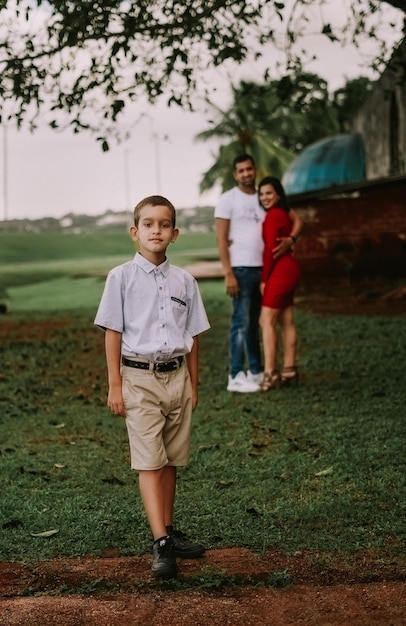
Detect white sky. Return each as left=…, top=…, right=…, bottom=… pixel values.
left=1, top=1, right=403, bottom=221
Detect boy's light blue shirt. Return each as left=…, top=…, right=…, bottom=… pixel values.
left=94, top=253, right=210, bottom=362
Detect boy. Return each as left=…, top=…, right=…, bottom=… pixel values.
left=94, top=195, right=210, bottom=579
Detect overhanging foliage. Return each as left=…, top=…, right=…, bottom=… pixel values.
left=0, top=0, right=404, bottom=144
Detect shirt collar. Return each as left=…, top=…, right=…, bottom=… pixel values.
left=134, top=252, right=170, bottom=276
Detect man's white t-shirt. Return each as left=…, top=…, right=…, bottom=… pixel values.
left=214, top=187, right=264, bottom=267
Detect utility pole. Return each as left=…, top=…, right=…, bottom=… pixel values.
left=152, top=131, right=162, bottom=194
left=2, top=124, right=8, bottom=221
left=124, top=147, right=131, bottom=211
left=121, top=113, right=145, bottom=211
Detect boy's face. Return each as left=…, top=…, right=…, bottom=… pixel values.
left=130, top=204, right=179, bottom=262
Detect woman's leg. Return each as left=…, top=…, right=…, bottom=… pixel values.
left=259, top=306, right=280, bottom=374
left=279, top=306, right=297, bottom=369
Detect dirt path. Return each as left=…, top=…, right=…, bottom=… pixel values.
left=2, top=582, right=405, bottom=626
left=1, top=547, right=405, bottom=625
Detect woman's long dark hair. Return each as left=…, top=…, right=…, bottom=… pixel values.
left=258, top=176, right=290, bottom=213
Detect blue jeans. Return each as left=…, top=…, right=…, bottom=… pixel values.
left=229, top=267, right=263, bottom=378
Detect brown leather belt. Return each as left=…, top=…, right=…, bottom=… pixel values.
left=122, top=356, right=183, bottom=372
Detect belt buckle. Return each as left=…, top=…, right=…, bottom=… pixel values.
left=154, top=361, right=165, bottom=372
left=155, top=358, right=180, bottom=372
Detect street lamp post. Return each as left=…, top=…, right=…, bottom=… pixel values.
left=2, top=125, right=8, bottom=221
left=152, top=131, right=161, bottom=194
left=124, top=147, right=131, bottom=211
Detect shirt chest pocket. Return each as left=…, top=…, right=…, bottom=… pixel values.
left=170, top=294, right=188, bottom=326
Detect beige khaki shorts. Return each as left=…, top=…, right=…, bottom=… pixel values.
left=121, top=361, right=192, bottom=471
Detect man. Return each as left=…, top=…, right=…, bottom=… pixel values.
left=214, top=154, right=302, bottom=393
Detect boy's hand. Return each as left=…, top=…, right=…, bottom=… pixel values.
left=107, top=384, right=126, bottom=417
left=192, top=389, right=198, bottom=411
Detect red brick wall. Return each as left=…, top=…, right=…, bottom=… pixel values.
left=289, top=177, right=406, bottom=280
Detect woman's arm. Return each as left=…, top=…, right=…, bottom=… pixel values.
left=272, top=208, right=303, bottom=259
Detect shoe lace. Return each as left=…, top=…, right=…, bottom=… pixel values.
left=156, top=537, right=173, bottom=556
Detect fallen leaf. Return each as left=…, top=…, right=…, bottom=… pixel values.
left=197, top=444, right=219, bottom=452
left=217, top=480, right=233, bottom=487
left=315, top=466, right=334, bottom=476
left=30, top=529, right=60, bottom=538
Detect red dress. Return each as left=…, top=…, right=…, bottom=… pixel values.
left=261, top=207, right=301, bottom=310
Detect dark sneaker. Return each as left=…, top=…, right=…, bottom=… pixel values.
left=168, top=528, right=206, bottom=559
left=151, top=536, right=177, bottom=579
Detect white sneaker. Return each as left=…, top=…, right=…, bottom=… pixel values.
left=227, top=371, right=260, bottom=393
left=247, top=370, right=264, bottom=385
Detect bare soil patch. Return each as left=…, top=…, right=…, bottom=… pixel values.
left=1, top=547, right=405, bottom=626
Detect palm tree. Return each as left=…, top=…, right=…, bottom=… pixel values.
left=195, top=81, right=295, bottom=192
left=196, top=75, right=346, bottom=192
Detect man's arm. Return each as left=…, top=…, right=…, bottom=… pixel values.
left=105, top=329, right=126, bottom=417
left=186, top=337, right=199, bottom=411
left=272, top=208, right=303, bottom=259
left=215, top=217, right=239, bottom=298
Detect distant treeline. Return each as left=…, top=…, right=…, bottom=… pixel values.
left=0, top=206, right=216, bottom=234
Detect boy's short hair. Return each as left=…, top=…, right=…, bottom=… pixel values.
left=233, top=154, right=256, bottom=170
left=133, top=195, right=176, bottom=227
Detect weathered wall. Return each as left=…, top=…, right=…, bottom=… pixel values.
left=289, top=177, right=406, bottom=281
left=351, top=39, right=406, bottom=179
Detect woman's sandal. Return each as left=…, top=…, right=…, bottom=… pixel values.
left=281, top=366, right=299, bottom=386
left=260, top=370, right=281, bottom=391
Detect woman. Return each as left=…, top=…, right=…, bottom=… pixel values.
left=258, top=176, right=301, bottom=391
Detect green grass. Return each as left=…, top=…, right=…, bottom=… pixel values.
left=0, top=231, right=404, bottom=564
left=0, top=282, right=405, bottom=563
left=7, top=276, right=106, bottom=311
left=0, top=230, right=218, bottom=306
left=0, top=230, right=217, bottom=265
left=0, top=231, right=133, bottom=264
